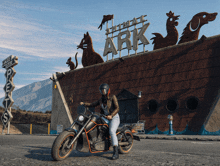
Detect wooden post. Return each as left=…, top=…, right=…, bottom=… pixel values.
left=48, top=123, right=50, bottom=135
left=30, top=124, right=32, bottom=134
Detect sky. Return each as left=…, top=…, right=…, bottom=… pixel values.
left=0, top=0, right=220, bottom=98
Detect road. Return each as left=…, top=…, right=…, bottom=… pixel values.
left=0, top=134, right=220, bottom=166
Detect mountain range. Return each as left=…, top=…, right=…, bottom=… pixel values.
left=0, top=79, right=52, bottom=113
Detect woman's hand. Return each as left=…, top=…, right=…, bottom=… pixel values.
left=106, top=115, right=112, bottom=120
left=80, top=102, right=84, bottom=105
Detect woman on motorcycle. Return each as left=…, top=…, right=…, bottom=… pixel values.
left=80, top=83, right=120, bottom=160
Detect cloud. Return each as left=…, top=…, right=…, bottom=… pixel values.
left=0, top=1, right=78, bottom=15
left=0, top=83, right=4, bottom=88
left=65, top=24, right=99, bottom=32
left=52, top=64, right=83, bottom=73
left=0, top=84, right=5, bottom=98
left=0, top=1, right=106, bottom=60
left=0, top=69, right=5, bottom=73
left=19, top=72, right=52, bottom=81
left=77, top=64, right=83, bottom=69
left=0, top=92, right=4, bottom=98
left=0, top=14, right=105, bottom=59
left=0, top=14, right=82, bottom=59
left=52, top=66, right=69, bottom=73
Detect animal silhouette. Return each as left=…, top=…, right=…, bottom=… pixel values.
left=77, top=32, right=104, bottom=67
left=98, top=14, right=114, bottom=30
left=151, top=11, right=180, bottom=50
left=66, top=52, right=78, bottom=70
left=178, top=12, right=217, bottom=44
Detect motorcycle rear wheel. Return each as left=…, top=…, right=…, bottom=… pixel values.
left=118, top=130, right=134, bottom=154
left=51, top=131, right=75, bottom=161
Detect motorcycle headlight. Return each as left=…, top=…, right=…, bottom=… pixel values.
left=78, top=115, right=84, bottom=122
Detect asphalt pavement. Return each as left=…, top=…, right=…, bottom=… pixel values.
left=2, top=135, right=220, bottom=165
left=4, top=133, right=220, bottom=141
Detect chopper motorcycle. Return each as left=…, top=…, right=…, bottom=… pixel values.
left=51, top=105, right=140, bottom=161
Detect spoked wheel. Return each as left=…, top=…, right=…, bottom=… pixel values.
left=118, top=130, right=134, bottom=154
left=51, top=131, right=75, bottom=161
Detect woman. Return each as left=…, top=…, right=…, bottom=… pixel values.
left=80, top=83, right=120, bottom=160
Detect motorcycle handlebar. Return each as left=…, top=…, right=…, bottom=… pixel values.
left=83, top=105, right=107, bottom=118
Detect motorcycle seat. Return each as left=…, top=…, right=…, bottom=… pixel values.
left=116, top=126, right=122, bottom=133
left=116, top=124, right=131, bottom=133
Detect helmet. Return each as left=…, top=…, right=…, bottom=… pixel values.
left=99, top=83, right=110, bottom=95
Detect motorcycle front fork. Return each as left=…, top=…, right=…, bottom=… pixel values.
left=66, top=118, right=91, bottom=149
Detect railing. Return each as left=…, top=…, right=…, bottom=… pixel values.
left=1, top=123, right=51, bottom=135
left=29, top=123, right=50, bottom=135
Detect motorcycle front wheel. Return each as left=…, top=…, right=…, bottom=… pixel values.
left=51, top=131, right=75, bottom=161
left=118, top=130, right=134, bottom=154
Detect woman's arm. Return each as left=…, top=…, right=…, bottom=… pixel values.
left=110, top=95, right=120, bottom=117
left=80, top=99, right=100, bottom=107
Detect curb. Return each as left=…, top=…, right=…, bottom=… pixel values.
left=136, top=134, right=220, bottom=141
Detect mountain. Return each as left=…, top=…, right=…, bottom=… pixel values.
left=0, top=79, right=52, bottom=113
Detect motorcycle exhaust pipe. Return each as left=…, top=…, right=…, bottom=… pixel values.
left=119, top=142, right=130, bottom=146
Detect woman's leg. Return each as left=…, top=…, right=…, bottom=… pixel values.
left=109, top=113, right=120, bottom=146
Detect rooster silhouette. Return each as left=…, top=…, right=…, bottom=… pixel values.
left=151, top=11, right=180, bottom=50
left=178, top=12, right=217, bottom=44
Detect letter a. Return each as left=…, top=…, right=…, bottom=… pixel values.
left=103, top=37, right=118, bottom=56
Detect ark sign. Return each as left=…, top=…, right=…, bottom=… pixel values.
left=103, top=15, right=150, bottom=58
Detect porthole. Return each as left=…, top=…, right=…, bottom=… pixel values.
left=186, top=97, right=199, bottom=111
left=147, top=99, right=159, bottom=113
left=166, top=99, right=178, bottom=112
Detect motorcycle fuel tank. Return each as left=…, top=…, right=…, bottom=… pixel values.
left=85, top=115, right=99, bottom=131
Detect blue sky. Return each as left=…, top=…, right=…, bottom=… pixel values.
left=0, top=0, right=220, bottom=98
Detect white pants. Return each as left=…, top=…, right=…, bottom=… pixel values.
left=109, top=113, right=120, bottom=146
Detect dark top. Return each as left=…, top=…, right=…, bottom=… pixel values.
left=84, top=95, right=119, bottom=117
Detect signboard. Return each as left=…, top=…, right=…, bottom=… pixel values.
left=1, top=110, right=13, bottom=127
left=2, top=55, right=18, bottom=69
left=103, top=15, right=150, bottom=60
left=1, top=55, right=18, bottom=133
left=57, top=125, right=63, bottom=134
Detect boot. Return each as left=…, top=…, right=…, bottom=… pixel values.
left=112, top=146, right=119, bottom=160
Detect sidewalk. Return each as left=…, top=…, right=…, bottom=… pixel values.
left=136, top=134, right=220, bottom=141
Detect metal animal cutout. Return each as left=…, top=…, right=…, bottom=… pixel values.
left=178, top=12, right=217, bottom=44
left=66, top=52, right=78, bottom=70
left=98, top=14, right=114, bottom=30
left=151, top=11, right=180, bottom=50
left=77, top=32, right=104, bottom=67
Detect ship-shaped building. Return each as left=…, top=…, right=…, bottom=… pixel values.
left=51, top=13, right=220, bottom=135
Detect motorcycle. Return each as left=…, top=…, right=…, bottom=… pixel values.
left=51, top=105, right=140, bottom=161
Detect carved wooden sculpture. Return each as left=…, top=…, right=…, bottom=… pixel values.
left=98, top=14, right=114, bottom=30
left=66, top=52, right=78, bottom=70
left=151, top=11, right=180, bottom=50
left=77, top=32, right=104, bottom=67
left=178, top=12, right=217, bottom=44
